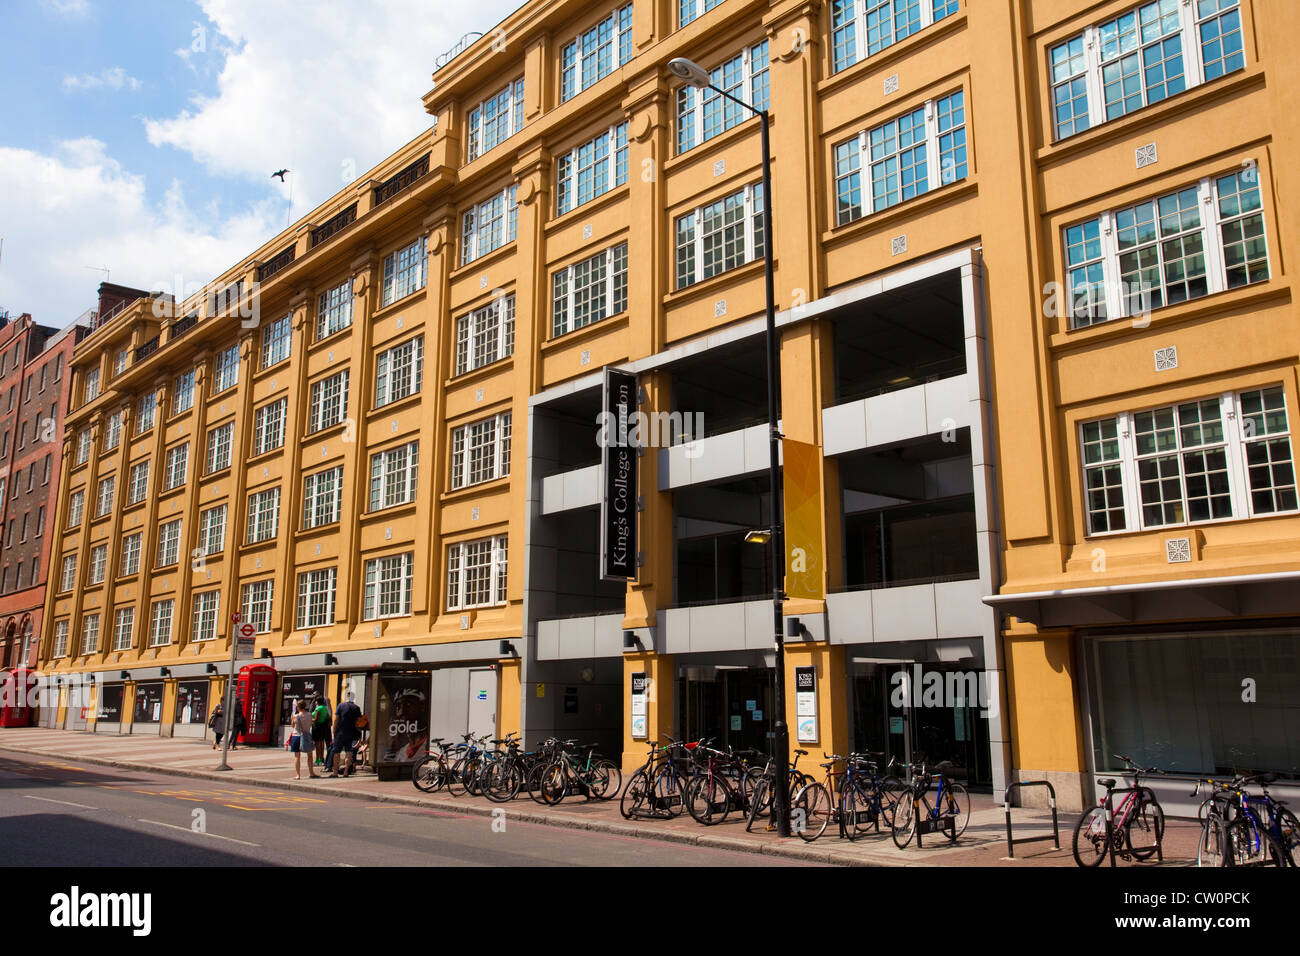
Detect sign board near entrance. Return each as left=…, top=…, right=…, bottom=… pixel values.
left=599, top=367, right=638, bottom=581
left=795, top=665, right=818, bottom=743
left=630, top=671, right=648, bottom=739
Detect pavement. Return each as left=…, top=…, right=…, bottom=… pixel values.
left=0, top=727, right=1205, bottom=866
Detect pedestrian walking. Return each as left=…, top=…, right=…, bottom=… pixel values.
left=330, top=692, right=362, bottom=777
left=208, top=702, right=225, bottom=750
left=230, top=702, right=248, bottom=750
left=290, top=700, right=319, bottom=779
left=311, top=696, right=331, bottom=768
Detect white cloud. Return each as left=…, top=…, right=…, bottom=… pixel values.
left=43, top=0, right=90, bottom=17
left=144, top=0, right=518, bottom=215
left=0, top=139, right=279, bottom=324
left=62, top=67, right=143, bottom=93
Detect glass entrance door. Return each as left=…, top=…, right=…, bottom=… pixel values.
left=678, top=666, right=774, bottom=752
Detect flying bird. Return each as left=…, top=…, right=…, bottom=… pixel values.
left=271, top=169, right=290, bottom=181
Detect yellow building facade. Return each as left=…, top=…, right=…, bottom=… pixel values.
left=33, top=0, right=1298, bottom=805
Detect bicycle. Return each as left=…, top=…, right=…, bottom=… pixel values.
left=890, top=759, right=969, bottom=849
left=684, top=744, right=754, bottom=825
left=411, top=736, right=459, bottom=793
left=1072, top=754, right=1164, bottom=867
left=1193, top=774, right=1296, bottom=867
left=539, top=740, right=622, bottom=805
left=621, top=738, right=691, bottom=819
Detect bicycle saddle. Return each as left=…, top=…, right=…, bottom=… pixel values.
left=1098, top=777, right=1117, bottom=789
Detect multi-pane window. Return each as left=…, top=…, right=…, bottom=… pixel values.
left=128, top=460, right=150, bottom=504
left=560, top=4, right=634, bottom=102
left=88, top=544, right=108, bottom=585
left=461, top=186, right=519, bottom=265
left=296, top=568, right=337, bottom=629
left=95, top=475, right=115, bottom=517
left=104, top=409, right=123, bottom=450
left=112, top=607, right=135, bottom=651
left=467, top=79, right=525, bottom=162
left=241, top=580, right=275, bottom=634
left=553, top=243, right=628, bottom=337
left=302, top=466, right=344, bottom=529
left=83, top=367, right=100, bottom=403
left=454, top=294, right=516, bottom=375
left=206, top=421, right=234, bottom=473
left=113, top=350, right=128, bottom=376
left=149, top=599, right=174, bottom=647
left=76, top=429, right=92, bottom=465
left=446, top=534, right=509, bottom=610
left=676, top=40, right=769, bottom=153
left=52, top=620, right=69, bottom=658
left=363, top=552, right=414, bottom=620
left=213, top=345, right=240, bottom=393
left=451, top=414, right=511, bottom=490
left=382, top=236, right=427, bottom=307
left=253, top=398, right=287, bottom=455
left=1064, top=170, right=1269, bottom=329
left=675, top=183, right=765, bottom=288
left=199, top=504, right=227, bottom=555
left=679, top=0, right=723, bottom=27
left=68, top=490, right=84, bottom=528
left=375, top=337, right=424, bottom=408
left=308, top=370, right=350, bottom=433
left=317, top=279, right=354, bottom=339
left=834, top=90, right=967, bottom=225
left=831, top=0, right=959, bottom=73
left=1050, top=0, right=1245, bottom=141
left=261, top=314, right=292, bottom=368
left=165, top=443, right=189, bottom=490
left=247, top=487, right=281, bottom=543
left=121, top=532, right=143, bottom=576
left=556, top=123, right=629, bottom=215
left=191, top=590, right=220, bottom=642
left=1081, top=386, right=1297, bottom=535
left=173, top=369, right=196, bottom=414
left=156, top=519, right=182, bottom=567
left=81, top=613, right=100, bottom=655
left=136, top=392, right=156, bottom=433
left=369, top=442, right=419, bottom=511
left=60, top=554, right=77, bottom=592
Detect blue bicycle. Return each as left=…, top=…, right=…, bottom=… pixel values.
left=890, top=759, right=969, bottom=848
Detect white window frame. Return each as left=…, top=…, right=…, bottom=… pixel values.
left=76, top=430, right=92, bottom=465
left=676, top=40, right=769, bottom=154
left=165, top=443, right=189, bottom=490
left=112, top=607, right=135, bottom=651
left=206, top=421, right=234, bottom=473
left=302, top=466, right=344, bottom=529
left=1049, top=0, right=1245, bottom=142
left=149, top=599, right=174, bottom=647
left=173, top=369, right=196, bottom=414
left=69, top=490, right=85, bottom=528
left=246, top=486, right=281, bottom=544
left=560, top=4, right=634, bottom=102
left=369, top=442, right=420, bottom=511
left=363, top=552, right=415, bottom=620
left=467, top=79, right=526, bottom=162
left=261, top=314, right=292, bottom=369
left=121, top=532, right=143, bottom=576
left=191, top=590, right=220, bottom=642
left=104, top=409, right=123, bottom=450
left=679, top=0, right=724, bottom=27
left=83, top=367, right=100, bottom=403
left=307, top=370, right=350, bottom=434
left=127, top=459, right=150, bottom=504
left=213, top=345, right=240, bottom=393
left=296, top=568, right=337, bottom=629
left=253, top=398, right=287, bottom=456
left=446, top=534, right=509, bottom=611
left=156, top=519, right=182, bottom=567
left=136, top=391, right=156, bottom=433
left=1063, top=170, right=1270, bottom=330
left=81, top=613, right=100, bottom=655
left=317, top=279, right=354, bottom=339
left=199, top=504, right=227, bottom=556
left=382, top=236, right=427, bottom=307
left=88, top=544, right=107, bottom=585
left=450, top=414, right=511, bottom=490
left=675, top=182, right=765, bottom=289
left=374, top=337, right=424, bottom=408
left=241, top=579, right=275, bottom=634
left=52, top=620, right=70, bottom=658
left=552, top=242, right=629, bottom=337
left=556, top=122, right=629, bottom=216
left=461, top=185, right=520, bottom=265
left=95, top=475, right=115, bottom=517
left=454, top=294, right=516, bottom=376
left=60, top=554, right=77, bottom=592
left=830, top=0, right=959, bottom=74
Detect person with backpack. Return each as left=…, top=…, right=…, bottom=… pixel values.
left=208, top=702, right=224, bottom=750
left=311, top=696, right=331, bottom=768
left=329, top=692, right=362, bottom=777
left=229, top=700, right=248, bottom=750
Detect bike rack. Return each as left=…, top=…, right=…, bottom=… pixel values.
left=1003, top=781, right=1060, bottom=858
left=915, top=813, right=955, bottom=848
left=1102, top=785, right=1164, bottom=867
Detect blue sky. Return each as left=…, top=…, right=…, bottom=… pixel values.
left=0, top=0, right=519, bottom=325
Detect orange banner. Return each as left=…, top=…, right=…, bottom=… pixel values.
left=783, top=438, right=824, bottom=601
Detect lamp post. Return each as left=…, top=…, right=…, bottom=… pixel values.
left=667, top=58, right=790, bottom=837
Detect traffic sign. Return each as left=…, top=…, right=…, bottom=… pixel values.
left=238, top=622, right=255, bottom=639
left=231, top=612, right=242, bottom=623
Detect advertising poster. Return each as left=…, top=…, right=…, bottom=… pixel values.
left=377, top=673, right=430, bottom=765
left=133, top=683, right=164, bottom=724
left=175, top=682, right=209, bottom=725
left=279, top=674, right=325, bottom=726
left=96, top=684, right=125, bottom=722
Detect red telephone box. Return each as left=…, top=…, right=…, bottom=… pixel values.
left=0, top=669, right=36, bottom=728
left=235, top=664, right=276, bottom=744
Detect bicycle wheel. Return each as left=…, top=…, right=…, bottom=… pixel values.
left=447, top=756, right=470, bottom=797
left=526, top=761, right=549, bottom=804
left=483, top=760, right=520, bottom=803
left=1072, top=806, right=1110, bottom=867
left=745, top=777, right=771, bottom=832
left=842, top=780, right=878, bottom=841
left=891, top=791, right=918, bottom=849
left=940, top=781, right=970, bottom=841
left=464, top=755, right=487, bottom=797
left=878, top=776, right=906, bottom=829
left=649, top=766, right=687, bottom=817
left=794, top=782, right=832, bottom=842
left=540, top=763, right=568, bottom=806
left=620, top=770, right=650, bottom=819
left=1276, top=807, right=1300, bottom=865
left=1227, top=816, right=1284, bottom=867
left=1125, top=797, right=1165, bottom=861
left=1198, top=816, right=1231, bottom=867
left=686, top=774, right=731, bottom=825
left=590, top=759, right=622, bottom=801
left=411, top=755, right=445, bottom=793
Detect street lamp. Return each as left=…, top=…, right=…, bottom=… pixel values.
left=667, top=57, right=791, bottom=838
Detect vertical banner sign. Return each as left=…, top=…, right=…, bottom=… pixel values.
left=235, top=621, right=257, bottom=660
left=794, top=665, right=818, bottom=743
left=601, top=367, right=638, bottom=581
left=783, top=439, right=825, bottom=601
left=630, top=671, right=648, bottom=739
